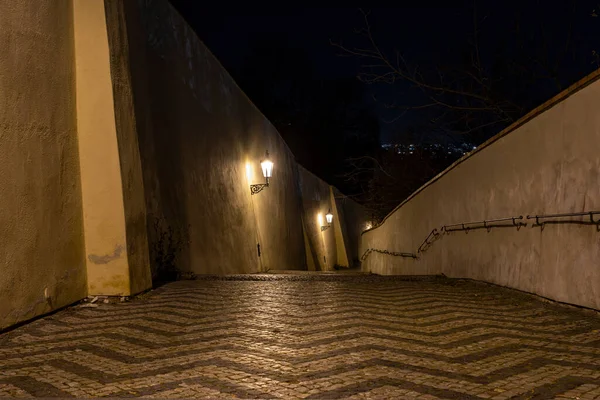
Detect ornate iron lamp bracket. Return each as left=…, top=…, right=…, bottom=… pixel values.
left=250, top=182, right=269, bottom=195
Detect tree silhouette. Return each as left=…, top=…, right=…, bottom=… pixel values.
left=331, top=4, right=600, bottom=218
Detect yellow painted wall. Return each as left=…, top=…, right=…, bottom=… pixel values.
left=0, top=0, right=87, bottom=330
left=73, top=0, right=147, bottom=295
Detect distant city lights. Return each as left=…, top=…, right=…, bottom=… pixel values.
left=380, top=142, right=478, bottom=157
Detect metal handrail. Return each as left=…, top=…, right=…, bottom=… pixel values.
left=442, top=216, right=525, bottom=232
left=418, top=228, right=440, bottom=253
left=360, top=211, right=600, bottom=266
left=526, top=211, right=600, bottom=227
left=360, top=248, right=417, bottom=262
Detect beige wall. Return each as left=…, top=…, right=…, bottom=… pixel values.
left=73, top=0, right=152, bottom=296
left=115, top=0, right=370, bottom=275
left=299, top=167, right=338, bottom=271
left=0, top=0, right=367, bottom=332
left=0, top=0, right=87, bottom=330
left=333, top=187, right=371, bottom=268
left=298, top=169, right=370, bottom=271
left=121, top=0, right=307, bottom=274
left=331, top=187, right=350, bottom=268
left=103, top=0, right=152, bottom=295
left=361, top=72, right=600, bottom=310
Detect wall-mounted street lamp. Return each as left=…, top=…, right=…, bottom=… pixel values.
left=321, top=209, right=334, bottom=231
left=250, top=151, right=273, bottom=195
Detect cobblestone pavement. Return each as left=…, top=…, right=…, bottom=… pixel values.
left=1, top=275, right=600, bottom=399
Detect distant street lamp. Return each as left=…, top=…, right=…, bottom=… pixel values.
left=321, top=209, right=334, bottom=231
left=250, top=150, right=273, bottom=195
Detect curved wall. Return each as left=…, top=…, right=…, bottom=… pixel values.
left=361, top=72, right=600, bottom=310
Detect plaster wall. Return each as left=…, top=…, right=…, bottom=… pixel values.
left=361, top=72, right=600, bottom=310
left=0, top=0, right=87, bottom=329
left=298, top=166, right=337, bottom=271
left=73, top=0, right=133, bottom=295
left=103, top=0, right=152, bottom=295
left=0, top=0, right=368, bottom=332
left=330, top=187, right=350, bottom=268
left=333, top=187, right=370, bottom=267
left=121, top=0, right=306, bottom=274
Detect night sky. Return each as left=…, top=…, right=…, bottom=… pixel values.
left=168, top=3, right=600, bottom=143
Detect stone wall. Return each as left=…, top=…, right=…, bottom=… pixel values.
left=0, top=0, right=87, bottom=330
left=360, top=71, right=600, bottom=310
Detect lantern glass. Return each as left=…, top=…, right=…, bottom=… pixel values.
left=261, top=158, right=273, bottom=178
left=325, top=212, right=333, bottom=224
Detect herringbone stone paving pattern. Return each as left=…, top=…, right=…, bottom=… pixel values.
left=1, top=275, right=600, bottom=399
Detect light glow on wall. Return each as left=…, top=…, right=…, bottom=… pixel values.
left=245, top=162, right=253, bottom=183
left=317, top=213, right=324, bottom=227
left=365, top=223, right=372, bottom=230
